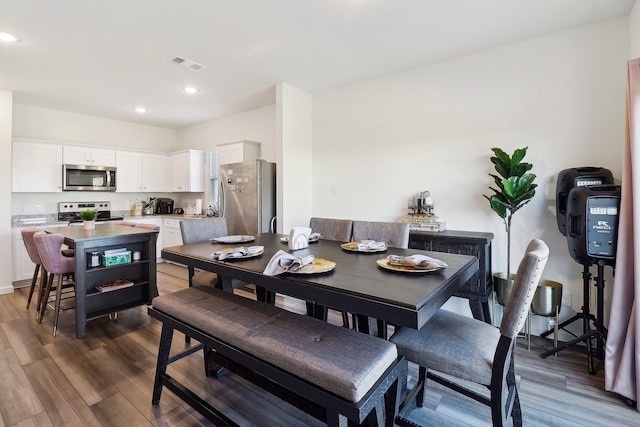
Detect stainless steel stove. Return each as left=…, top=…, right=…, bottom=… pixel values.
left=58, top=201, right=123, bottom=223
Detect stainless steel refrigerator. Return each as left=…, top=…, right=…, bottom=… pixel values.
left=220, top=159, right=276, bottom=235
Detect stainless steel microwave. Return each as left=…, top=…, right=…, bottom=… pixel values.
left=63, top=164, right=117, bottom=191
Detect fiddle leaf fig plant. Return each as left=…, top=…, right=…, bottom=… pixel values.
left=484, top=147, right=537, bottom=280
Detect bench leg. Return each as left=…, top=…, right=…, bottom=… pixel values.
left=325, top=410, right=348, bottom=427
left=152, top=323, right=174, bottom=405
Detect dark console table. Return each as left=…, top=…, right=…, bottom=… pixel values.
left=409, top=229, right=493, bottom=323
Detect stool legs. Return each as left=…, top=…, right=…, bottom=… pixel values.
left=26, top=264, right=41, bottom=310
left=38, top=272, right=70, bottom=336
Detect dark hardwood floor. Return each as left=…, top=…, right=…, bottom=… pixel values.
left=1, top=263, right=639, bottom=426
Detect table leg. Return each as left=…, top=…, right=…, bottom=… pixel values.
left=468, top=299, right=492, bottom=324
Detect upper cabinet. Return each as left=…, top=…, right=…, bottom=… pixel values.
left=63, top=145, right=116, bottom=166
left=12, top=139, right=63, bottom=192
left=217, top=140, right=261, bottom=165
left=170, top=150, right=205, bottom=192
left=115, top=151, right=168, bottom=193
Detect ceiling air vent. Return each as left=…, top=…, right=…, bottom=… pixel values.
left=170, top=56, right=206, bottom=71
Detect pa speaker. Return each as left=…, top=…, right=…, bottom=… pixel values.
left=566, top=184, right=621, bottom=265
left=556, top=167, right=614, bottom=236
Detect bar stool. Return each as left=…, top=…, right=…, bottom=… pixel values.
left=33, top=232, right=76, bottom=336
left=21, top=228, right=48, bottom=318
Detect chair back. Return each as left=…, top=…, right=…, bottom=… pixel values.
left=352, top=221, right=410, bottom=249
left=33, top=232, right=75, bottom=275
left=309, top=217, right=353, bottom=242
left=500, top=239, right=549, bottom=339
left=180, top=218, right=229, bottom=244
left=21, top=227, right=43, bottom=265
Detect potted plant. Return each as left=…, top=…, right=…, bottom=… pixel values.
left=79, top=209, right=98, bottom=230
left=483, top=147, right=537, bottom=304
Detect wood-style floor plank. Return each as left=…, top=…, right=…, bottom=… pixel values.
left=1, top=262, right=640, bottom=427
left=0, top=348, right=44, bottom=425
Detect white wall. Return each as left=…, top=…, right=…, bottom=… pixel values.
left=277, top=83, right=313, bottom=232
left=0, top=90, right=13, bottom=294
left=177, top=104, right=276, bottom=161
left=631, top=0, right=640, bottom=59
left=313, top=18, right=629, bottom=324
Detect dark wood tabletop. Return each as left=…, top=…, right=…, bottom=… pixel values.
left=161, top=233, right=478, bottom=330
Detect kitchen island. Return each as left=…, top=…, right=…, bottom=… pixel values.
left=47, top=223, right=158, bottom=338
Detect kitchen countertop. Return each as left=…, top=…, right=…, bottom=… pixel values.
left=11, top=212, right=210, bottom=228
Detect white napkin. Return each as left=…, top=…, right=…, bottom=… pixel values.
left=386, top=254, right=448, bottom=269
left=309, top=232, right=323, bottom=241
left=357, top=240, right=387, bottom=250
left=263, top=250, right=315, bottom=275
left=214, top=245, right=263, bottom=260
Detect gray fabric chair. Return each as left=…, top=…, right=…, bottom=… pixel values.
left=309, top=217, right=353, bottom=242
left=390, top=239, right=549, bottom=427
left=306, top=218, right=354, bottom=325
left=352, top=220, right=410, bottom=249
left=179, top=218, right=233, bottom=289
left=350, top=220, right=410, bottom=334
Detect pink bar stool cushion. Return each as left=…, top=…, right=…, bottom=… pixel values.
left=33, top=232, right=75, bottom=275
left=21, top=228, right=43, bottom=265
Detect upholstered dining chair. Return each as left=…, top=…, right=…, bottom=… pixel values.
left=352, top=220, right=410, bottom=249
left=33, top=232, right=77, bottom=336
left=390, top=239, right=549, bottom=427
left=350, top=220, right=410, bottom=334
left=21, top=228, right=48, bottom=317
left=180, top=218, right=248, bottom=292
left=306, top=218, right=354, bottom=325
left=309, top=217, right=353, bottom=242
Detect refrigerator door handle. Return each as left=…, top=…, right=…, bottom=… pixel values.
left=220, top=180, right=226, bottom=217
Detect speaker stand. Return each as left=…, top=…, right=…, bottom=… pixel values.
left=539, top=260, right=608, bottom=374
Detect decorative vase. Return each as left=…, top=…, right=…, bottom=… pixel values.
left=494, top=272, right=515, bottom=306
left=83, top=220, right=96, bottom=230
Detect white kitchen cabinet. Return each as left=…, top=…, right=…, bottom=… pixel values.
left=170, top=150, right=205, bottom=192
left=142, top=153, right=169, bottom=192
left=161, top=218, right=183, bottom=263
left=63, top=145, right=116, bottom=166
left=115, top=150, right=143, bottom=192
left=12, top=139, right=63, bottom=192
left=216, top=140, right=261, bottom=165
left=115, top=151, right=168, bottom=192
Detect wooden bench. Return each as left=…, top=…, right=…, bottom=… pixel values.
left=149, top=285, right=407, bottom=426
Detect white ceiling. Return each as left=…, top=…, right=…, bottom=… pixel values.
left=0, top=0, right=636, bottom=129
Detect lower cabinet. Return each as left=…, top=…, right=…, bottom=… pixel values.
left=162, top=218, right=183, bottom=261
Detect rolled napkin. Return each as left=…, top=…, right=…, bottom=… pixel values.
left=386, top=254, right=448, bottom=269
left=263, top=250, right=315, bottom=275
left=309, top=232, right=323, bottom=241
left=214, top=245, right=264, bottom=260
left=343, top=240, right=387, bottom=250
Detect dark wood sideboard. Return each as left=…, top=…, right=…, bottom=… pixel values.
left=409, top=229, right=493, bottom=324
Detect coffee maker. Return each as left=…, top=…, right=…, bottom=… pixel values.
left=155, top=198, right=174, bottom=214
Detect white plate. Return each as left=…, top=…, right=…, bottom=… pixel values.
left=376, top=258, right=440, bottom=273
left=280, top=235, right=320, bottom=244
left=214, top=246, right=264, bottom=260
left=210, top=235, right=255, bottom=244
left=341, top=242, right=387, bottom=253
left=288, top=258, right=336, bottom=274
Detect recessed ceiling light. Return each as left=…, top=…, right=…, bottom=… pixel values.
left=135, top=106, right=147, bottom=113
left=0, top=32, right=20, bottom=43
left=183, top=86, right=198, bottom=94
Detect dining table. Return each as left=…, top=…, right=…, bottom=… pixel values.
left=160, top=233, right=478, bottom=331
